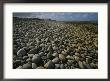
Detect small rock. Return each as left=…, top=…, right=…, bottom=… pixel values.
left=26, top=58, right=32, bottom=62
left=32, top=55, right=42, bottom=65
left=23, top=47, right=30, bottom=53
left=75, top=53, right=80, bottom=56
left=55, top=64, right=60, bottom=69
left=17, top=48, right=27, bottom=57
left=60, top=64, right=65, bottom=69
left=66, top=55, right=71, bottom=59
left=52, top=52, right=58, bottom=57
left=90, top=63, right=96, bottom=68
left=23, top=63, right=32, bottom=69
left=71, top=66, right=75, bottom=69
left=44, top=60, right=55, bottom=69
left=61, top=51, right=67, bottom=56
left=75, top=49, right=80, bottom=53
left=47, top=52, right=53, bottom=59
left=53, top=46, right=58, bottom=51
left=45, top=37, right=50, bottom=42
left=41, top=56, right=47, bottom=60
left=81, top=54, right=85, bottom=58
left=78, top=61, right=84, bottom=69
left=16, top=66, right=23, bottom=69
left=52, top=57, right=60, bottom=64
left=86, top=58, right=92, bottom=63
left=47, top=45, right=53, bottom=52
left=23, top=56, right=29, bottom=60
left=66, top=55, right=74, bottom=60
left=67, top=60, right=73, bottom=66
left=28, top=54, right=34, bottom=58
left=39, top=52, right=44, bottom=57
left=59, top=54, right=66, bottom=62
left=40, top=43, right=45, bottom=47
left=32, top=63, right=37, bottom=69
left=74, top=56, right=80, bottom=62
left=64, top=64, right=68, bottom=67
left=86, top=64, right=91, bottom=69
left=28, top=47, right=41, bottom=54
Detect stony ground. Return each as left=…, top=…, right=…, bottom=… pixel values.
left=13, top=17, right=98, bottom=69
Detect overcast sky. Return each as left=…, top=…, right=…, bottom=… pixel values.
left=13, top=12, right=98, bottom=21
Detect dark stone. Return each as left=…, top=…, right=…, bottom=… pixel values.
left=44, top=60, right=55, bottom=69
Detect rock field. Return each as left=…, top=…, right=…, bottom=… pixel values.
left=13, top=17, right=98, bottom=69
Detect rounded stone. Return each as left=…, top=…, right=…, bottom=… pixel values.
left=39, top=52, right=44, bottom=57
left=32, top=63, right=37, bottom=69
left=55, top=64, right=60, bottom=69
left=74, top=56, right=80, bottom=62
left=23, top=63, right=32, bottom=69
left=28, top=54, right=34, bottom=58
left=60, top=64, right=65, bottom=69
left=23, top=56, right=29, bottom=60
left=44, top=60, right=55, bottom=69
left=26, top=58, right=32, bottom=62
left=47, top=52, right=53, bottom=59
left=53, top=46, right=58, bottom=51
left=16, top=66, right=23, bottom=69
left=52, top=52, right=58, bottom=57
left=32, top=55, right=42, bottom=64
left=61, top=51, right=67, bottom=56
left=67, top=60, right=73, bottom=66
left=17, top=48, right=27, bottom=57
left=59, top=54, right=66, bottom=62
left=78, top=61, right=84, bottom=69
left=28, top=47, right=41, bottom=54
left=52, top=57, right=60, bottom=64
left=75, top=53, right=80, bottom=56
left=66, top=55, right=74, bottom=60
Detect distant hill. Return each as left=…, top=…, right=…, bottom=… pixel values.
left=13, top=17, right=56, bottom=21
left=13, top=17, right=97, bottom=25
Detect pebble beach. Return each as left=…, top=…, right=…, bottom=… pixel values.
left=13, top=17, right=98, bottom=69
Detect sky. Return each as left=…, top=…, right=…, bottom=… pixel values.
left=13, top=12, right=98, bottom=21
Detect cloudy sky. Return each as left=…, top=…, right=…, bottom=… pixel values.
left=13, top=12, right=98, bottom=21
